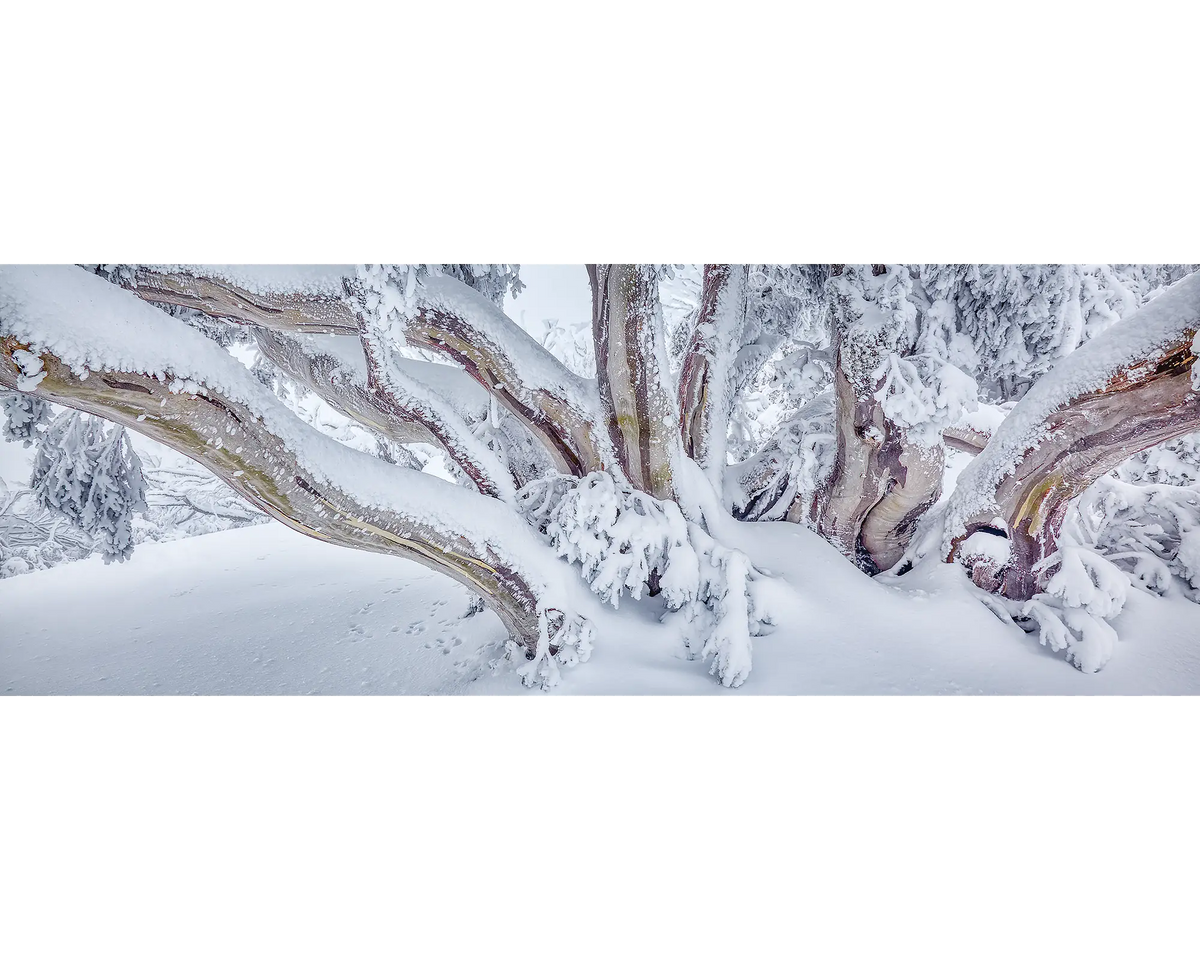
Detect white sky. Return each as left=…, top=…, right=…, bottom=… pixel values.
left=504, top=265, right=592, bottom=332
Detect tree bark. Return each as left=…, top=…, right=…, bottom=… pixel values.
left=120, top=265, right=604, bottom=482
left=587, top=264, right=679, bottom=500
left=1, top=334, right=547, bottom=650
left=120, top=265, right=359, bottom=334
left=801, top=268, right=943, bottom=572
left=945, top=272, right=1200, bottom=599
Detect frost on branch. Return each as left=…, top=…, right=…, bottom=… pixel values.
left=730, top=392, right=837, bottom=522
left=873, top=354, right=978, bottom=448
left=1, top=390, right=51, bottom=444
left=1062, top=433, right=1200, bottom=600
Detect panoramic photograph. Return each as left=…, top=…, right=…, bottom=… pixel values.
left=3, top=262, right=1199, bottom=695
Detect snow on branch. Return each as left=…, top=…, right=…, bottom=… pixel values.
left=944, top=271, right=1200, bottom=599
left=109, top=264, right=360, bottom=334
left=0, top=265, right=585, bottom=654
left=402, top=270, right=605, bottom=478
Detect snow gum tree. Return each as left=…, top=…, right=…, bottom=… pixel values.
left=3, top=263, right=1199, bottom=684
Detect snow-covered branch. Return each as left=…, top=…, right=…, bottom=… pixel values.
left=112, top=264, right=604, bottom=483
left=944, top=271, right=1200, bottom=599
left=113, top=264, right=360, bottom=334
left=256, top=327, right=515, bottom=500
left=405, top=271, right=605, bottom=479
left=0, top=266, right=588, bottom=655
left=678, top=264, right=749, bottom=488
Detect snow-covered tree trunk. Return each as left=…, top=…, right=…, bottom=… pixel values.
left=803, top=265, right=944, bottom=572
left=677, top=264, right=749, bottom=488
left=588, top=264, right=680, bottom=500
left=944, top=271, right=1200, bottom=600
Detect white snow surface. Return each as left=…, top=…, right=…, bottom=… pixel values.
left=5, top=514, right=1200, bottom=695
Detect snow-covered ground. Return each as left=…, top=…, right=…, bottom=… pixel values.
left=6, top=514, right=1200, bottom=694
left=6, top=264, right=1200, bottom=694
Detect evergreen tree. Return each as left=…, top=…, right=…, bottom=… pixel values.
left=81, top=425, right=147, bottom=562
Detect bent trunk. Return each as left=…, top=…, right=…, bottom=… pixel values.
left=945, top=272, right=1200, bottom=599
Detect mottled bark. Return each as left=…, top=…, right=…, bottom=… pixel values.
left=799, top=272, right=943, bottom=572
left=804, top=356, right=944, bottom=572
left=948, top=334, right=1200, bottom=600
left=120, top=266, right=359, bottom=334
left=1, top=336, right=543, bottom=649
left=587, top=264, right=679, bottom=500
left=404, top=301, right=603, bottom=478
left=122, top=265, right=601, bottom=481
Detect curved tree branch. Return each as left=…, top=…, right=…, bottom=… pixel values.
left=0, top=266, right=582, bottom=650
left=118, top=264, right=359, bottom=334
left=114, top=265, right=604, bottom=480
left=407, top=273, right=604, bottom=478
left=945, top=272, right=1200, bottom=599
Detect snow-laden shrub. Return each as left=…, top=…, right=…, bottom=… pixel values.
left=1064, top=435, right=1200, bottom=601
left=1, top=390, right=51, bottom=445
left=79, top=425, right=147, bottom=562
left=873, top=354, right=978, bottom=447
left=518, top=471, right=774, bottom=686
left=510, top=610, right=597, bottom=690
left=728, top=392, right=837, bottom=523
left=28, top=412, right=147, bottom=563
left=518, top=471, right=698, bottom=609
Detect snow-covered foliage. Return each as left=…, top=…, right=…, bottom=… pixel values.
left=1064, top=434, right=1200, bottom=600
left=519, top=471, right=697, bottom=609
left=518, top=470, right=772, bottom=686
left=30, top=411, right=104, bottom=529
left=729, top=392, right=836, bottom=521
left=1, top=390, right=51, bottom=444
left=918, top=264, right=1198, bottom=400
left=80, top=424, right=147, bottom=561
left=28, top=412, right=147, bottom=562
left=74, top=260, right=139, bottom=286
left=354, top=263, right=523, bottom=318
